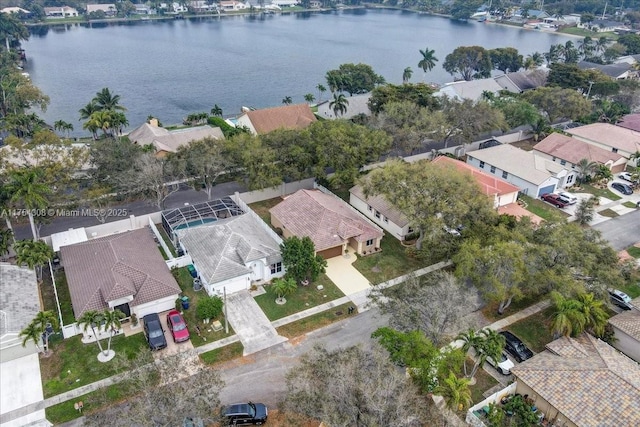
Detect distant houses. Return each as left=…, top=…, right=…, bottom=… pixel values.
left=236, top=103, right=317, bottom=135
left=44, top=6, right=79, bottom=18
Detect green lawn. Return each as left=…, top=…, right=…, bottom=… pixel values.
left=598, top=208, right=619, bottom=218
left=199, top=342, right=245, bottom=365
left=276, top=302, right=357, bottom=338
left=41, top=269, right=75, bottom=325
left=40, top=334, right=147, bottom=398
left=518, top=195, right=568, bottom=222
left=171, top=267, right=235, bottom=346
left=45, top=382, right=130, bottom=425
left=626, top=246, right=640, bottom=259
left=353, top=232, right=428, bottom=284
left=623, top=201, right=639, bottom=208
left=469, top=365, right=499, bottom=405
left=248, top=197, right=282, bottom=225
left=155, top=224, right=177, bottom=257
left=254, top=274, right=345, bottom=321
left=620, top=281, right=640, bottom=298
left=505, top=306, right=556, bottom=353
left=558, top=27, right=618, bottom=39
left=578, top=183, right=621, bottom=201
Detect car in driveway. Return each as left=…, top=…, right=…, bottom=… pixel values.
left=486, top=352, right=515, bottom=375
left=608, top=289, right=633, bottom=310
left=540, top=193, right=569, bottom=208
left=611, top=182, right=633, bottom=195
left=166, top=310, right=190, bottom=343
left=558, top=191, right=578, bottom=205
left=143, top=313, right=167, bottom=351
left=499, top=331, right=534, bottom=362
left=222, top=402, right=268, bottom=425
left=619, top=172, right=638, bottom=184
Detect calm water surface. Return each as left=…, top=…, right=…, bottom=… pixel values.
left=23, top=9, right=574, bottom=136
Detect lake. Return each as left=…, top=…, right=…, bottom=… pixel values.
left=23, top=9, right=574, bottom=136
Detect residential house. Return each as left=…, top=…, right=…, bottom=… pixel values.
left=133, top=4, right=152, bottom=14
left=511, top=334, right=640, bottom=427
left=616, top=112, right=640, bottom=132
left=493, top=69, right=548, bottom=93
left=271, top=0, right=298, bottom=7
left=86, top=4, right=117, bottom=16
left=577, top=60, right=636, bottom=80
left=435, top=78, right=503, bottom=102
left=579, top=18, right=625, bottom=33
left=533, top=132, right=627, bottom=174
left=219, top=1, right=248, bottom=11
left=175, top=213, right=284, bottom=295
left=235, top=103, right=316, bottom=135
left=189, top=1, right=218, bottom=13
left=566, top=122, right=640, bottom=166
left=270, top=189, right=383, bottom=259
left=128, top=120, right=224, bottom=158
left=613, top=54, right=640, bottom=65
left=512, top=8, right=549, bottom=20
left=608, top=297, right=640, bottom=363
left=159, top=2, right=188, bottom=13
left=44, top=6, right=79, bottom=18
left=0, top=264, right=49, bottom=427
left=316, top=93, right=372, bottom=120
left=60, top=227, right=182, bottom=321
left=466, top=143, right=575, bottom=196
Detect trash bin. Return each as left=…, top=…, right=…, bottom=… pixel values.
left=181, top=296, right=190, bottom=310
left=187, top=264, right=197, bottom=278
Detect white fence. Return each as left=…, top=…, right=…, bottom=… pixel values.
left=465, top=382, right=517, bottom=427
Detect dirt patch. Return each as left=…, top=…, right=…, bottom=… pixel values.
left=510, top=139, right=537, bottom=151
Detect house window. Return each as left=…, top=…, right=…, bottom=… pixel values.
left=383, top=216, right=389, bottom=223
left=270, top=262, right=282, bottom=274
left=502, top=171, right=508, bottom=179
left=407, top=227, right=415, bottom=234
left=479, top=161, right=485, bottom=169
left=367, top=205, right=372, bottom=212
left=612, top=148, right=618, bottom=153
left=375, top=210, right=381, bottom=219
left=490, top=166, right=496, bottom=174
left=567, top=175, right=574, bottom=184
left=560, top=160, right=567, bottom=166
left=366, top=239, right=374, bottom=246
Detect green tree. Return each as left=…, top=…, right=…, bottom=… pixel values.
left=92, top=87, right=127, bottom=111
left=0, top=71, right=49, bottom=126
left=437, top=96, right=507, bottom=146
left=618, top=34, right=640, bottom=55
left=19, top=321, right=42, bottom=352
left=449, top=0, right=483, bottom=20
left=282, top=96, right=292, bottom=105
left=0, top=226, right=13, bottom=258
left=77, top=310, right=106, bottom=354
left=316, top=83, right=327, bottom=102
left=53, top=120, right=73, bottom=138
left=489, top=47, right=523, bottom=73
left=436, top=372, right=472, bottom=411
left=210, top=104, right=223, bottom=117
left=402, top=66, right=413, bottom=83
left=195, top=296, right=223, bottom=321
left=280, top=236, right=327, bottom=285
left=523, top=86, right=592, bottom=123
left=577, top=292, right=609, bottom=337
left=550, top=291, right=587, bottom=338
left=303, top=93, right=315, bottom=103
left=78, top=101, right=99, bottom=121
left=491, top=96, right=541, bottom=128
left=418, top=47, right=438, bottom=75
left=0, top=12, right=29, bottom=50
left=325, top=63, right=385, bottom=95
left=443, top=46, right=492, bottom=81
left=25, top=310, right=59, bottom=355
left=367, top=83, right=438, bottom=114
left=225, top=132, right=282, bottom=190
left=270, top=276, right=298, bottom=303
left=456, top=328, right=482, bottom=377
left=329, top=93, right=349, bottom=117
left=575, top=158, right=598, bottom=183
left=101, top=309, right=125, bottom=358
left=14, top=239, right=53, bottom=281
left=574, top=196, right=597, bottom=225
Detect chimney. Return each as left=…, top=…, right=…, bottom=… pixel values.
left=149, top=118, right=159, bottom=127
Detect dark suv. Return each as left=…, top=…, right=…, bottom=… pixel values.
left=499, top=331, right=534, bottom=362
left=540, top=193, right=568, bottom=208
left=223, top=402, right=268, bottom=425
left=143, top=313, right=167, bottom=351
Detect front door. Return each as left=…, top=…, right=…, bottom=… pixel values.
left=114, top=302, right=131, bottom=318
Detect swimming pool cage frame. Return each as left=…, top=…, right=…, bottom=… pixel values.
left=161, top=197, right=245, bottom=241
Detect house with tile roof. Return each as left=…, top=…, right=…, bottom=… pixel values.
left=60, top=227, right=181, bottom=321
left=533, top=132, right=627, bottom=174
left=566, top=123, right=640, bottom=165
left=493, top=69, right=548, bottom=93
left=44, top=6, right=79, bottom=18
left=235, top=104, right=317, bottom=135
left=511, top=333, right=640, bottom=427
left=175, top=213, right=284, bottom=295
left=86, top=3, right=116, bottom=15
left=616, top=112, right=640, bottom=133
left=466, top=144, right=576, bottom=197
left=316, top=93, right=372, bottom=120
left=270, top=189, right=383, bottom=259
left=608, top=297, right=640, bottom=363
left=435, top=78, right=503, bottom=102
left=577, top=60, right=636, bottom=80
left=128, top=120, right=224, bottom=158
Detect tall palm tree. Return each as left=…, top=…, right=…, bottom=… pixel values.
left=575, top=158, right=598, bottom=183
left=418, top=47, right=438, bottom=75
left=316, top=84, right=327, bottom=102
left=0, top=227, right=13, bottom=258
left=436, top=372, right=472, bottom=411
left=19, top=322, right=41, bottom=352
left=304, top=93, right=315, bottom=103
left=595, top=36, right=609, bottom=55
left=550, top=291, right=586, bottom=338
left=402, top=67, right=413, bottom=83
left=0, top=12, right=29, bottom=50
left=31, top=310, right=59, bottom=355
left=93, top=87, right=127, bottom=111
left=78, top=101, right=99, bottom=121
left=14, top=239, right=54, bottom=280
left=210, top=104, right=223, bottom=117
left=77, top=310, right=105, bottom=354
left=7, top=167, right=50, bottom=240
left=577, top=293, right=608, bottom=337
left=456, top=328, right=482, bottom=377
left=282, top=96, right=292, bottom=105
left=329, top=93, right=349, bottom=117
left=102, top=309, right=125, bottom=356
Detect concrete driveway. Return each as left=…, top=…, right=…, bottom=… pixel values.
left=324, top=252, right=371, bottom=296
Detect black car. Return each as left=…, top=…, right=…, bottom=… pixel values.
left=143, top=313, right=167, bottom=351
left=223, top=402, right=268, bottom=425
left=499, top=331, right=534, bottom=362
left=611, top=182, right=633, bottom=195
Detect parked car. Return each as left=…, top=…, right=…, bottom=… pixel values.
left=557, top=191, right=577, bottom=205
left=167, top=310, right=190, bottom=343
left=619, top=172, right=638, bottom=183
left=143, top=313, right=167, bottom=351
left=499, top=331, right=534, bottom=362
left=486, top=352, right=515, bottom=375
left=611, top=182, right=633, bottom=195
left=222, top=402, right=268, bottom=425
left=540, top=193, right=568, bottom=208
left=608, top=289, right=633, bottom=311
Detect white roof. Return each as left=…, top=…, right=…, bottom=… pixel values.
left=51, top=228, right=88, bottom=252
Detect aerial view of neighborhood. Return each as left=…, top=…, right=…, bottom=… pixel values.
left=1, top=0, right=640, bottom=426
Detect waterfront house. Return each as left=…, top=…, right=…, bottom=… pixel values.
left=189, top=1, right=218, bottom=12
left=577, top=61, right=636, bottom=80
left=219, top=1, right=248, bottom=11
left=493, top=69, right=548, bottom=93
left=0, top=7, right=30, bottom=14
left=235, top=103, right=316, bottom=135
left=86, top=3, right=117, bottom=16
left=435, top=78, right=503, bottom=102
left=44, top=6, right=79, bottom=18
left=316, top=93, right=372, bottom=120
left=565, top=122, right=640, bottom=166
left=128, top=119, right=224, bottom=158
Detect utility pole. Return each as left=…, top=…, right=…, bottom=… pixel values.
left=602, top=2, right=607, bottom=19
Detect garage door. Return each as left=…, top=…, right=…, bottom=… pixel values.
left=317, top=246, right=342, bottom=259
left=537, top=184, right=555, bottom=197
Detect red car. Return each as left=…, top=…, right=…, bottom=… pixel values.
left=166, top=310, right=190, bottom=343
left=540, top=193, right=568, bottom=208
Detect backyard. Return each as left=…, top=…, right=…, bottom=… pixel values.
left=41, top=268, right=75, bottom=325
left=248, top=197, right=282, bottom=226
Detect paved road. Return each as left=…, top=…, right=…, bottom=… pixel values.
left=593, top=209, right=640, bottom=251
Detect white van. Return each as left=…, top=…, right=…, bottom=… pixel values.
left=558, top=191, right=578, bottom=205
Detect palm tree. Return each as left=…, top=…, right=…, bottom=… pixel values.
left=303, top=93, right=315, bottom=103
left=577, top=293, right=608, bottom=337
left=31, top=311, right=59, bottom=355
left=210, top=104, right=223, bottom=117
left=550, top=291, right=586, bottom=338
left=282, top=96, right=292, bottom=105
left=0, top=12, right=29, bottom=50
left=7, top=168, right=50, bottom=240
left=595, top=36, right=609, bottom=55
left=418, top=47, right=438, bottom=75
left=594, top=164, right=613, bottom=184
left=402, top=67, right=413, bottom=83
left=316, top=84, right=327, bottom=102
left=102, top=309, right=125, bottom=356
left=329, top=93, right=349, bottom=117
left=456, top=328, right=482, bottom=377
left=0, top=227, right=13, bottom=258
left=19, top=322, right=42, bottom=352
left=271, top=277, right=298, bottom=304
left=93, top=87, right=127, bottom=111
left=630, top=151, right=640, bottom=167
left=78, top=101, right=99, bottom=121
left=436, top=372, right=472, bottom=411
left=575, top=158, right=598, bottom=183
left=77, top=310, right=106, bottom=354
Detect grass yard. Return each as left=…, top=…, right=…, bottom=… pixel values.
left=41, top=334, right=147, bottom=398
left=254, top=274, right=345, bottom=321
left=626, top=246, right=640, bottom=259
left=620, top=281, right=640, bottom=298
left=559, top=27, right=618, bottom=39
left=276, top=302, right=357, bottom=338
left=155, top=224, right=177, bottom=257
left=481, top=294, right=546, bottom=322
left=248, top=197, right=283, bottom=225
left=578, top=183, right=621, bottom=201
left=623, top=201, right=639, bottom=208
left=518, top=195, right=568, bottom=222
left=199, top=341, right=245, bottom=365
left=353, top=232, right=428, bottom=284
left=505, top=306, right=556, bottom=353
left=41, top=269, right=75, bottom=325
left=469, top=365, right=499, bottom=405
left=172, top=267, right=235, bottom=346
left=45, top=382, right=130, bottom=425
left=598, top=208, right=619, bottom=218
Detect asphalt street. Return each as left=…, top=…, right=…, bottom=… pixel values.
left=593, top=209, right=640, bottom=251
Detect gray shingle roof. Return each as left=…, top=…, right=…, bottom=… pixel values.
left=0, top=264, right=40, bottom=347
left=176, top=213, right=282, bottom=285
left=349, top=185, right=410, bottom=228
left=60, top=228, right=181, bottom=318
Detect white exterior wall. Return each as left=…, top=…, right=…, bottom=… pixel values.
left=611, top=326, right=640, bottom=363
left=133, top=294, right=180, bottom=319
left=494, top=190, right=519, bottom=208
left=235, top=114, right=257, bottom=134
left=208, top=274, right=251, bottom=296
left=349, top=193, right=407, bottom=241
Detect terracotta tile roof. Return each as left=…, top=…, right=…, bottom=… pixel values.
left=566, top=123, right=640, bottom=154
left=431, top=156, right=520, bottom=197
left=511, top=334, right=640, bottom=427
left=608, top=309, right=640, bottom=341
left=128, top=124, right=224, bottom=154
left=242, top=104, right=317, bottom=134
left=60, top=228, right=181, bottom=318
left=618, top=113, right=640, bottom=132
left=349, top=184, right=410, bottom=228
left=269, top=189, right=383, bottom=252
left=534, top=132, right=625, bottom=165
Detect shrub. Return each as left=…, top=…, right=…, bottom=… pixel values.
left=196, top=296, right=223, bottom=321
